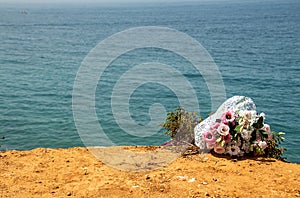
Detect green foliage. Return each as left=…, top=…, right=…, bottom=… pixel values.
left=253, top=116, right=264, bottom=129
left=160, top=107, right=202, bottom=144
left=263, top=132, right=286, bottom=160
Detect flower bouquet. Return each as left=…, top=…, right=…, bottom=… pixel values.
left=202, top=109, right=285, bottom=159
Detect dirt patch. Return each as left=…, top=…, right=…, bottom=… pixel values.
left=0, top=146, right=299, bottom=197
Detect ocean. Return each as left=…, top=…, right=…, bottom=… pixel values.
left=0, top=0, right=299, bottom=163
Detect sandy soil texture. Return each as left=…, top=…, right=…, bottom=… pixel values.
left=0, top=146, right=299, bottom=197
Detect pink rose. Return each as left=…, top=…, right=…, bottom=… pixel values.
left=217, top=124, right=230, bottom=136
left=221, top=110, right=236, bottom=124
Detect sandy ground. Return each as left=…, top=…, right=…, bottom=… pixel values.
left=0, top=146, right=299, bottom=198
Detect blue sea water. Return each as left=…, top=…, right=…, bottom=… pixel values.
left=0, top=1, right=299, bottom=163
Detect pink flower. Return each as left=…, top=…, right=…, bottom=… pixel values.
left=226, top=145, right=241, bottom=156
left=258, top=141, right=267, bottom=150
left=203, top=131, right=216, bottom=144
left=210, top=122, right=220, bottom=130
left=261, top=124, right=271, bottom=132
left=221, top=110, right=236, bottom=124
left=224, top=134, right=231, bottom=143
left=217, top=124, right=230, bottom=136
left=253, top=143, right=257, bottom=149
left=214, top=144, right=225, bottom=154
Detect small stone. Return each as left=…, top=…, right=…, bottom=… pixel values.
left=82, top=167, right=88, bottom=175
left=212, top=177, right=217, bottom=182
left=188, top=178, right=196, bottom=183
left=176, top=176, right=188, bottom=181
left=145, top=174, right=150, bottom=180
left=202, top=157, right=209, bottom=162
left=201, top=181, right=208, bottom=185
left=132, top=185, right=139, bottom=188
left=160, top=188, right=164, bottom=192
left=67, top=192, right=71, bottom=196
left=232, top=159, right=237, bottom=162
left=205, top=192, right=209, bottom=196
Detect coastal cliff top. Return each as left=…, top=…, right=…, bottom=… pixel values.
left=0, top=146, right=299, bottom=197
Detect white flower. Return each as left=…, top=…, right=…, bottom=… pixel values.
left=243, top=111, right=253, bottom=120
left=258, top=141, right=267, bottom=150
left=237, top=110, right=258, bottom=129
left=242, top=142, right=251, bottom=153
left=241, top=129, right=252, bottom=140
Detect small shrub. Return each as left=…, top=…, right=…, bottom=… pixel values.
left=160, top=107, right=202, bottom=144
left=264, top=132, right=286, bottom=160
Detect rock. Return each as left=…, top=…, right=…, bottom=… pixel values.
left=176, top=176, right=188, bottom=181
left=82, top=167, right=88, bottom=175
left=188, top=178, right=196, bottom=183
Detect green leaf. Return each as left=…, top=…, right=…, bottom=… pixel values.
left=234, top=125, right=242, bottom=132
left=253, top=116, right=264, bottom=129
